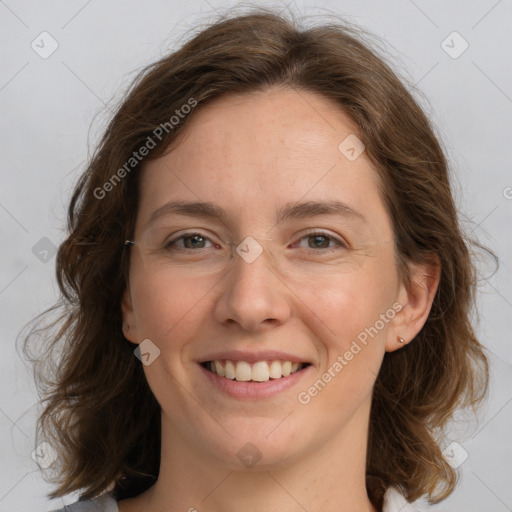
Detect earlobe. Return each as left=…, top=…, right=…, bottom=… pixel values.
left=121, top=285, right=139, bottom=344
left=386, top=257, right=440, bottom=352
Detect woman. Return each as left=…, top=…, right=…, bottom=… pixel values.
left=26, top=7, right=489, bottom=512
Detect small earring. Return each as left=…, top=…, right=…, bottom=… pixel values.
left=398, top=336, right=405, bottom=344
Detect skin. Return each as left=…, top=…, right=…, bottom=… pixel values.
left=120, top=86, right=439, bottom=512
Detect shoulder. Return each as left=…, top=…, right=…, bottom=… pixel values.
left=382, top=486, right=424, bottom=512
left=48, top=492, right=118, bottom=512
left=48, top=487, right=424, bottom=512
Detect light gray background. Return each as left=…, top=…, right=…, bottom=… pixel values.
left=1, top=1, right=511, bottom=511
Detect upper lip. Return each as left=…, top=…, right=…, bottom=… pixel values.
left=197, top=350, right=311, bottom=364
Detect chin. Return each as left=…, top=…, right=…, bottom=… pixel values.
left=195, top=419, right=307, bottom=470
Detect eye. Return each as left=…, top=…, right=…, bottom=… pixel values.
left=293, top=230, right=347, bottom=252
left=164, top=232, right=219, bottom=250
left=161, top=230, right=347, bottom=253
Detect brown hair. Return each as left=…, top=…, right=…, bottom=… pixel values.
left=23, top=6, right=490, bottom=508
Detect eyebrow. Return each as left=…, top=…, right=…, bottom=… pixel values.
left=146, top=199, right=366, bottom=227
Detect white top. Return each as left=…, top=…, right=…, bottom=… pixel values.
left=49, top=486, right=420, bottom=511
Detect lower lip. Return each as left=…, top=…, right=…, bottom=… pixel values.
left=199, top=364, right=311, bottom=399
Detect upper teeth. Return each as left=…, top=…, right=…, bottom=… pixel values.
left=208, top=360, right=304, bottom=382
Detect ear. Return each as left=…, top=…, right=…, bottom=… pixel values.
left=386, top=256, right=440, bottom=352
left=121, top=284, right=139, bottom=345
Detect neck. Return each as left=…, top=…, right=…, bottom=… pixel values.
left=135, top=400, right=376, bottom=512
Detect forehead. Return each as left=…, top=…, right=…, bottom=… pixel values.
left=137, top=86, right=390, bottom=236
left=167, top=86, right=362, bottom=165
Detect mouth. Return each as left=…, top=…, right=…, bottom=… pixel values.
left=200, top=359, right=312, bottom=383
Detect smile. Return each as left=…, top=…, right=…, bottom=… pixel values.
left=201, top=359, right=310, bottom=382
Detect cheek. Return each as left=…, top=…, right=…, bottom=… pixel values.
left=129, top=271, right=214, bottom=397
left=296, top=276, right=396, bottom=415
left=314, top=257, right=397, bottom=329
left=291, top=271, right=398, bottom=439
left=301, top=251, right=399, bottom=372
left=130, top=267, right=215, bottom=343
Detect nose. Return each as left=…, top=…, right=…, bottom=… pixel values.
left=213, top=239, right=292, bottom=332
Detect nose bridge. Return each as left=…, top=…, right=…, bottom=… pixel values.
left=228, top=235, right=281, bottom=295
left=231, top=235, right=273, bottom=262
left=215, top=235, right=290, bottom=329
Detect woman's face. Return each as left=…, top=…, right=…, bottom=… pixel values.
left=123, top=87, right=406, bottom=469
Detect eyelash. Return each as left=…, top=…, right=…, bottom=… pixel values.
left=163, top=230, right=348, bottom=253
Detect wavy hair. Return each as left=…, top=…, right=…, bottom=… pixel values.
left=23, top=6, right=490, bottom=508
